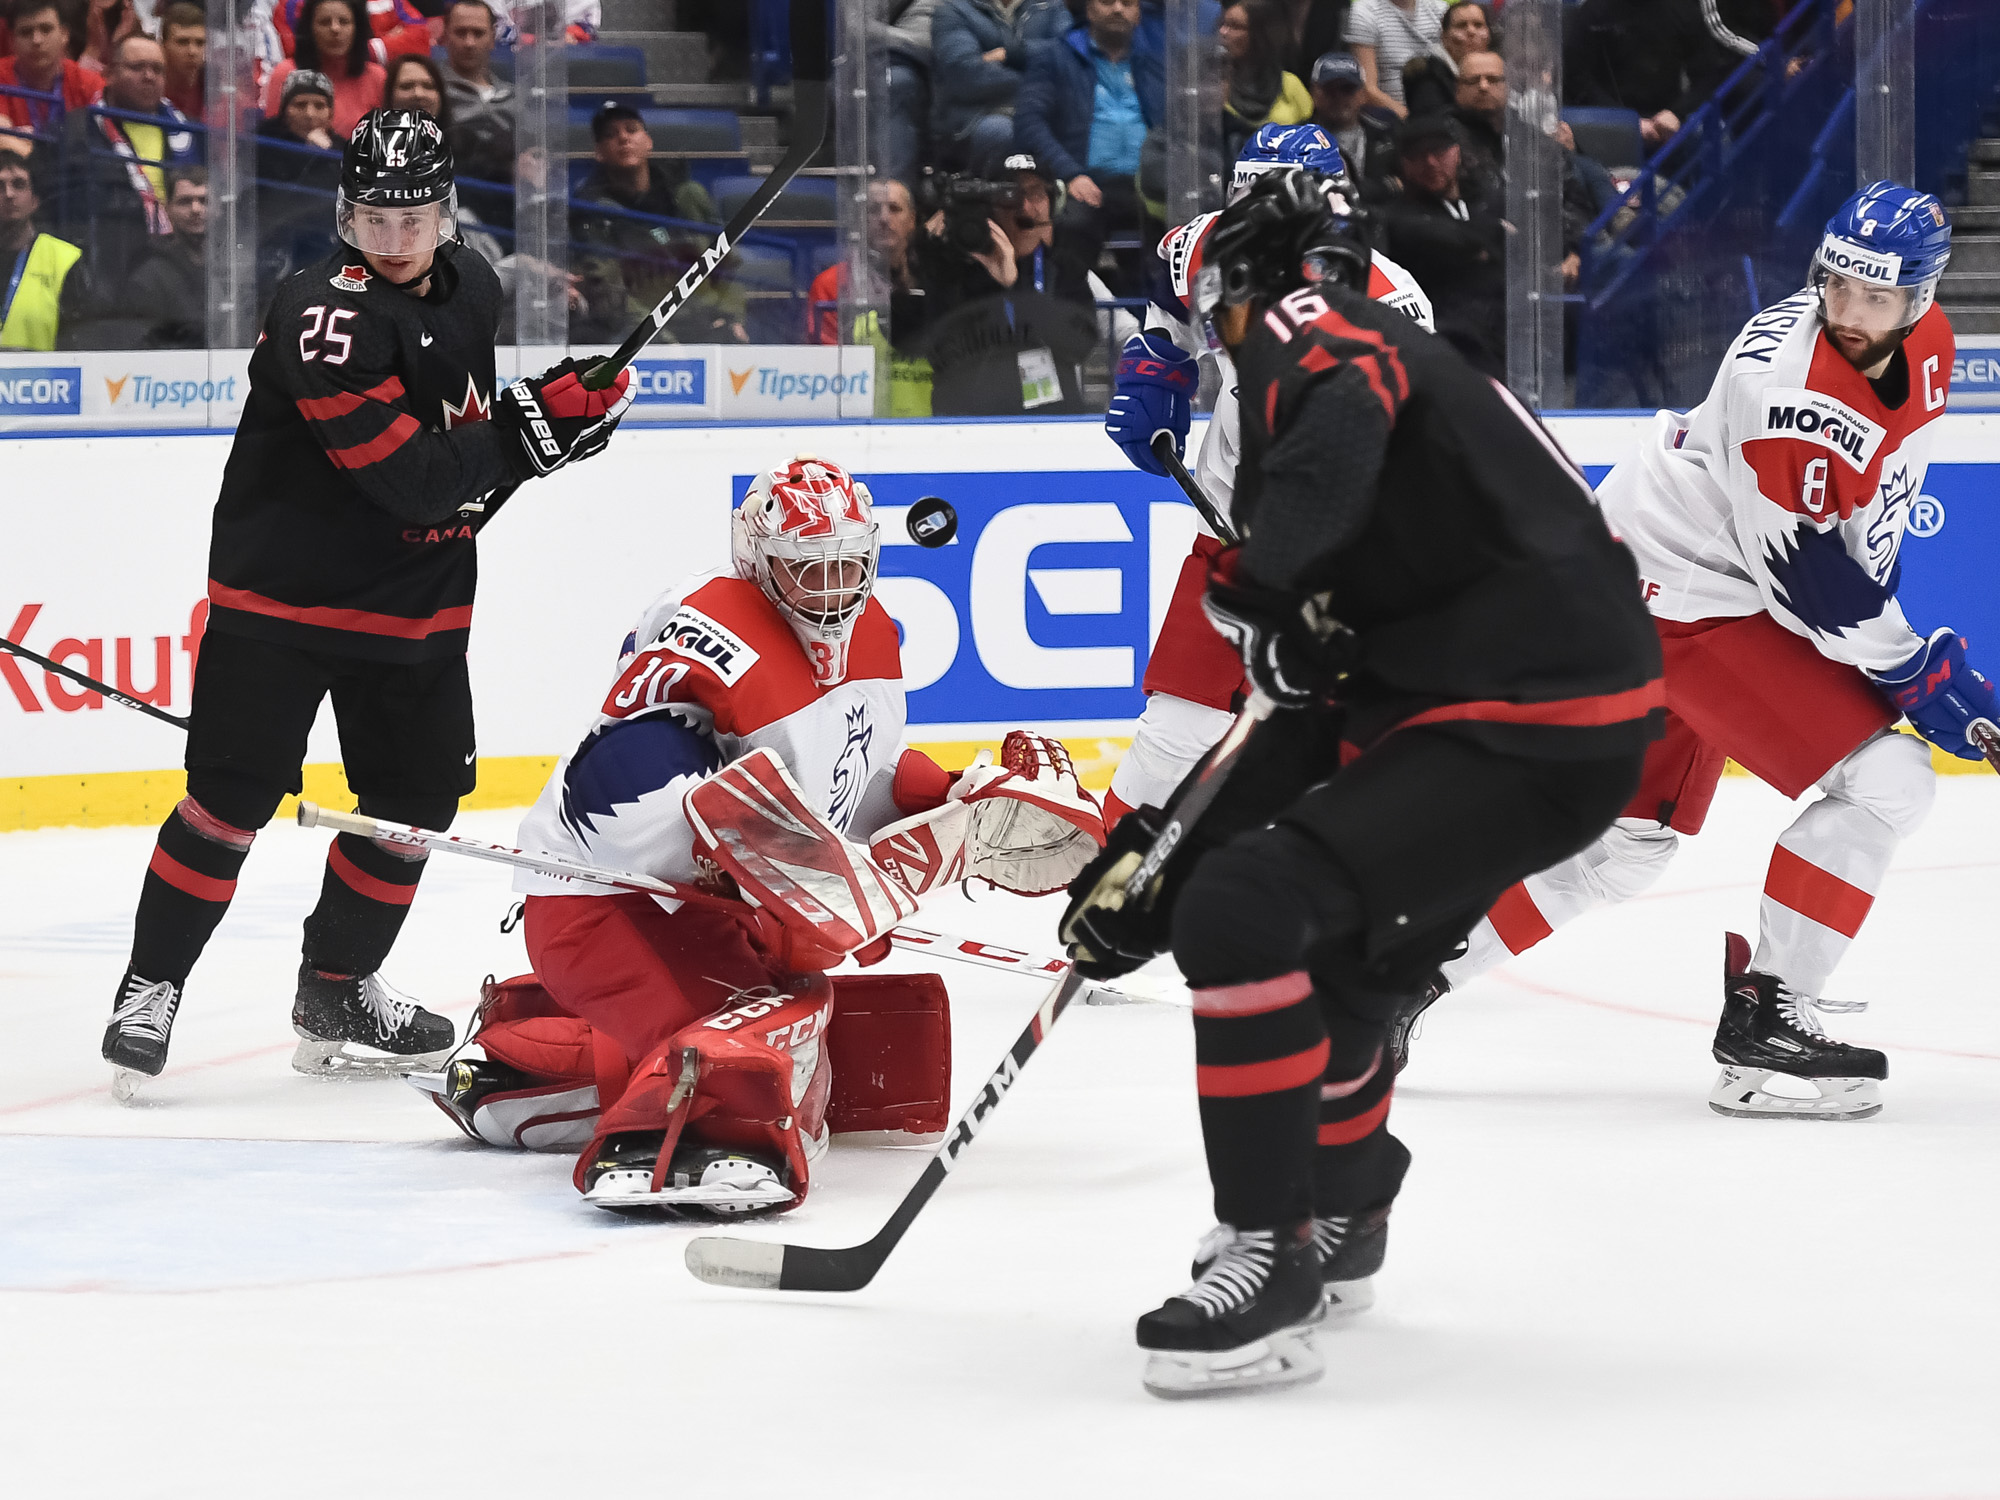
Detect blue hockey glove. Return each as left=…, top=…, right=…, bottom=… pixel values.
left=1872, top=627, right=2000, bottom=760
left=1105, top=332, right=1197, bottom=476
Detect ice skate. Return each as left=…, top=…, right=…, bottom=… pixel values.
left=1140, top=1223, right=1325, bottom=1400
left=581, top=1135, right=803, bottom=1216
left=1387, top=975, right=1448, bottom=1074
left=291, top=964, right=454, bottom=1077
left=1709, top=933, right=1885, bottom=1121
left=406, top=1045, right=532, bottom=1140
left=103, top=969, right=183, bottom=1103
left=1192, top=1204, right=1389, bottom=1318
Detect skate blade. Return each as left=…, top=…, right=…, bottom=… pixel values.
left=582, top=1168, right=795, bottom=1217
left=109, top=1066, right=150, bottom=1105
left=1707, top=1067, right=1883, bottom=1121
left=403, top=1069, right=449, bottom=1098
left=1323, top=1274, right=1375, bottom=1320
left=291, top=1034, right=451, bottom=1078
left=1141, top=1326, right=1324, bottom=1401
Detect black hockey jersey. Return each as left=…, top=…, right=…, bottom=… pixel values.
left=1231, top=282, right=1664, bottom=760
left=206, top=243, right=521, bottom=663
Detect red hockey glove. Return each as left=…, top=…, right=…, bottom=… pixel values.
left=496, top=357, right=634, bottom=479
left=1200, top=546, right=1357, bottom=710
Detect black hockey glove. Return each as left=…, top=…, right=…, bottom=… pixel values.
left=1201, top=546, right=1358, bottom=710
left=495, top=358, right=635, bottom=479
left=1059, top=806, right=1174, bottom=980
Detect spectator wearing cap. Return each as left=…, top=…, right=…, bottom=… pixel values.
left=159, top=2, right=205, bottom=120
left=1563, top=0, right=1735, bottom=151
left=262, top=0, right=385, bottom=138
left=0, top=0, right=103, bottom=139
left=1379, top=112, right=1505, bottom=376
left=0, top=147, right=90, bottom=349
left=125, top=163, right=205, bottom=346
left=929, top=0, right=1070, bottom=174
left=255, top=70, right=342, bottom=286
left=1402, top=1, right=1488, bottom=120
left=1017, top=0, right=1163, bottom=300
left=1308, top=50, right=1394, bottom=192
left=571, top=99, right=742, bottom=345
left=57, top=33, right=200, bottom=288
left=1344, top=0, right=1444, bottom=118
left=440, top=0, right=516, bottom=184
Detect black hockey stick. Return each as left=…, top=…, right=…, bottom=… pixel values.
left=684, top=693, right=1274, bottom=1294
left=1152, top=432, right=1240, bottom=545
left=1, top=638, right=190, bottom=729
left=581, top=0, right=828, bottom=389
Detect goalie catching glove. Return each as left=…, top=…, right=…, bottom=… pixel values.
left=496, top=357, right=635, bottom=479
left=869, top=731, right=1107, bottom=899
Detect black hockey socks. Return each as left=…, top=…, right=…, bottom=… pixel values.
left=128, top=797, right=257, bottom=984
left=1190, top=971, right=1328, bottom=1230
left=301, top=831, right=430, bottom=978
left=1312, top=1015, right=1410, bottom=1216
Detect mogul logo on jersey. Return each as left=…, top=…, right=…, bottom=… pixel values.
left=0, top=367, right=81, bottom=415
left=630, top=359, right=706, bottom=405
left=1760, top=389, right=1886, bottom=470
left=1818, top=235, right=1900, bottom=286
left=1163, top=216, right=1210, bottom=298
left=330, top=265, right=372, bottom=293
left=656, top=606, right=760, bottom=685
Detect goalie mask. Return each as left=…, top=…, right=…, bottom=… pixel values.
left=733, top=457, right=881, bottom=686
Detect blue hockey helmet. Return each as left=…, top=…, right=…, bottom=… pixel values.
left=1811, top=180, right=1952, bottom=329
left=1229, top=123, right=1350, bottom=203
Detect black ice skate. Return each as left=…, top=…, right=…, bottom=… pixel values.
left=1387, top=975, right=1449, bottom=1074
left=1709, top=933, right=1885, bottom=1121
left=404, top=1047, right=533, bottom=1142
left=581, top=1134, right=797, bottom=1216
left=291, top=963, right=454, bottom=1077
left=1140, top=1223, right=1326, bottom=1399
left=1192, top=1204, right=1391, bottom=1319
left=103, top=968, right=183, bottom=1103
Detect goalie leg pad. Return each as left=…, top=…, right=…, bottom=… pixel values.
left=826, top=972, right=953, bottom=1143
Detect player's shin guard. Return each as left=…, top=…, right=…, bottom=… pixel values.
left=1190, top=972, right=1329, bottom=1231
left=1310, top=1019, right=1406, bottom=1316
left=127, top=797, right=257, bottom=985
left=301, top=830, right=431, bottom=978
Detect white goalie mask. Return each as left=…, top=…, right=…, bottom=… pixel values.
left=732, top=457, right=881, bottom=686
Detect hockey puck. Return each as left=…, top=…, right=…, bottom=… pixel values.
left=906, top=496, right=958, bottom=549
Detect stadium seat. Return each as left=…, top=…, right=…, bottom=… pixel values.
left=1563, top=107, right=1644, bottom=171
left=710, top=173, right=837, bottom=225
left=567, top=45, right=647, bottom=90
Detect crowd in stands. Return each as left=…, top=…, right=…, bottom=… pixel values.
left=0, top=0, right=1789, bottom=381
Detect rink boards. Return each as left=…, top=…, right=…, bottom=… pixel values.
left=5, top=411, right=1999, bottom=830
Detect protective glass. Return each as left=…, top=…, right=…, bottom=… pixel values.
left=335, top=188, right=458, bottom=257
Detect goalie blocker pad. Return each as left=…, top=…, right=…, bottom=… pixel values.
left=438, top=972, right=952, bottom=1173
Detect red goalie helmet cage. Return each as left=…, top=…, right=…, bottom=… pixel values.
left=732, top=456, right=881, bottom=686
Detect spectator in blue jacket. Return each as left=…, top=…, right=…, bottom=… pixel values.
left=1017, top=0, right=1164, bottom=298
left=929, top=0, right=1071, bottom=174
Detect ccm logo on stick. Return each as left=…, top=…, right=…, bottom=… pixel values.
left=655, top=606, right=760, bottom=685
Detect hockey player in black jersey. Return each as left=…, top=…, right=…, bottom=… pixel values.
left=102, top=110, right=634, bottom=1099
left=1062, top=171, right=1665, bottom=1398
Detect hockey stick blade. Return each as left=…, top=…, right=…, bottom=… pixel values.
left=2, top=638, right=190, bottom=729
left=1152, top=432, right=1239, bottom=546
left=685, top=967, right=1089, bottom=1293
left=583, top=1, right=828, bottom=387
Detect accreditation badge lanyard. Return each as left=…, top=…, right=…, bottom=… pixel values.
left=1, top=247, right=29, bottom=328
left=96, top=112, right=172, bottom=234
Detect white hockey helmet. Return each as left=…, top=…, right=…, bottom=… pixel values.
left=732, top=456, right=881, bottom=686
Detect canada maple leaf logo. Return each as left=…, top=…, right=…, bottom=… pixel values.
left=330, top=264, right=371, bottom=292
left=442, top=375, right=490, bottom=429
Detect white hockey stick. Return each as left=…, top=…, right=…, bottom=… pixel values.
left=295, top=803, right=1173, bottom=1001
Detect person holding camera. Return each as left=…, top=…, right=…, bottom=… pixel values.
left=897, top=150, right=1098, bottom=416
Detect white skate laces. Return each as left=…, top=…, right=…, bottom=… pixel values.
left=361, top=974, right=420, bottom=1040
left=1310, top=1215, right=1350, bottom=1261
left=111, top=974, right=179, bottom=1043
left=1181, top=1227, right=1277, bottom=1316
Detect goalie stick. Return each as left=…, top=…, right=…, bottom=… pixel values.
left=580, top=0, right=827, bottom=389
left=682, top=694, right=1273, bottom=1294
left=1152, top=432, right=1240, bottom=546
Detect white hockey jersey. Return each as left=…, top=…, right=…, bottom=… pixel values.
left=514, top=570, right=910, bottom=899
left=1598, top=294, right=1955, bottom=675
left=1150, top=211, right=1437, bottom=529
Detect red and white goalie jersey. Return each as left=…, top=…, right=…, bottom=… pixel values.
left=514, top=570, right=913, bottom=899
left=1601, top=293, right=1954, bottom=673
left=1153, top=210, right=1436, bottom=527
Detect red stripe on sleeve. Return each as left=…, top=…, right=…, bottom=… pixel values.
left=1764, top=845, right=1874, bottom=938
left=296, top=390, right=364, bottom=421
left=363, top=376, right=406, bottom=402
left=1196, top=1038, right=1330, bottom=1098
left=148, top=845, right=237, bottom=903
left=1318, top=1089, right=1393, bottom=1145
left=326, top=413, right=420, bottom=470
left=328, top=841, right=421, bottom=906
left=1487, top=881, right=1554, bottom=956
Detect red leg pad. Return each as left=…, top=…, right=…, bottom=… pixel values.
left=825, top=972, right=952, bottom=1142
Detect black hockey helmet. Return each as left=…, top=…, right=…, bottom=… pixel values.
left=1191, top=167, right=1372, bottom=323
left=337, top=108, right=458, bottom=257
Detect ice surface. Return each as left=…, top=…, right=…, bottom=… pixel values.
left=6, top=779, right=2000, bottom=1497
